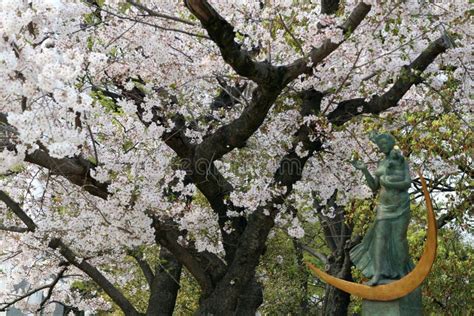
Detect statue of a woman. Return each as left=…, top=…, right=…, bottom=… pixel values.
left=350, top=133, right=414, bottom=286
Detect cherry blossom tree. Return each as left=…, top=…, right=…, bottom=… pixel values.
left=0, top=0, right=471, bottom=315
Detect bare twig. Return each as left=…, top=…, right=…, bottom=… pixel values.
left=0, top=224, right=28, bottom=233
left=38, top=266, right=69, bottom=311
left=278, top=13, right=305, bottom=57
left=299, top=243, right=328, bottom=265
left=1, top=267, right=68, bottom=312
left=100, top=7, right=209, bottom=40
left=126, top=0, right=196, bottom=26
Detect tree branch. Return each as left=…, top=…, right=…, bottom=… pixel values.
left=48, top=238, right=141, bottom=316
left=146, top=247, right=182, bottom=316
left=299, top=243, right=328, bottom=265
left=41, top=82, right=228, bottom=294
left=0, top=224, right=28, bottom=233
left=106, top=81, right=195, bottom=159
left=128, top=250, right=155, bottom=288
left=0, top=267, right=68, bottom=312
left=0, top=190, right=37, bottom=231
left=436, top=191, right=472, bottom=229
left=321, top=0, right=340, bottom=15
left=24, top=150, right=109, bottom=199
left=184, top=0, right=277, bottom=83
left=283, top=2, right=371, bottom=83
left=152, top=217, right=215, bottom=294
left=0, top=114, right=109, bottom=199
left=0, top=192, right=141, bottom=316
left=366, top=35, right=451, bottom=114
left=126, top=0, right=196, bottom=26
left=196, top=85, right=281, bottom=160
left=194, top=90, right=326, bottom=313
left=101, top=80, right=253, bottom=264
left=38, top=266, right=68, bottom=311
left=1, top=284, right=51, bottom=311
left=327, top=35, right=451, bottom=125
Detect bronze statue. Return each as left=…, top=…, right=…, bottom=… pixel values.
left=306, top=132, right=437, bottom=309
left=350, top=133, right=413, bottom=286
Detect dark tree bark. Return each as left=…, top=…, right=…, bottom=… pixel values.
left=314, top=193, right=354, bottom=316
left=321, top=0, right=340, bottom=15
left=320, top=236, right=354, bottom=316
left=146, top=248, right=182, bottom=316
left=234, top=279, right=264, bottom=316
left=293, top=239, right=310, bottom=315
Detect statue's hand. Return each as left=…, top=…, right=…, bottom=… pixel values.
left=351, top=160, right=367, bottom=171
left=380, top=175, right=398, bottom=186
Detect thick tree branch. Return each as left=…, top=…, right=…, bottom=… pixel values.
left=98, top=81, right=252, bottom=264
left=210, top=77, right=247, bottom=110
left=152, top=216, right=227, bottom=295
left=24, top=150, right=109, bottom=199
left=195, top=90, right=325, bottom=313
left=98, top=79, right=267, bottom=267
left=0, top=224, right=28, bottom=233
left=104, top=82, right=195, bottom=159
left=327, top=35, right=451, bottom=125
left=146, top=247, right=182, bottom=316
left=283, top=2, right=371, bottom=83
left=366, top=35, right=451, bottom=114
left=0, top=192, right=141, bottom=316
left=0, top=114, right=109, bottom=199
left=196, top=86, right=281, bottom=162
left=0, top=190, right=37, bottom=231
left=293, top=239, right=310, bottom=314
left=152, top=218, right=214, bottom=294
left=184, top=0, right=277, bottom=83
left=128, top=250, right=155, bottom=288
left=188, top=160, right=247, bottom=262
left=48, top=238, right=141, bottom=316
left=321, top=0, right=340, bottom=15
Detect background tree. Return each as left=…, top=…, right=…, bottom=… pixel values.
left=0, top=0, right=471, bottom=315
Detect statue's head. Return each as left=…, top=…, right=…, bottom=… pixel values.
left=369, top=132, right=395, bottom=155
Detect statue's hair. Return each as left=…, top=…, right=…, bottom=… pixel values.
left=369, top=132, right=396, bottom=148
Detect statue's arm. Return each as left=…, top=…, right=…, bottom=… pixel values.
left=362, top=168, right=380, bottom=192
left=380, top=163, right=412, bottom=191
left=352, top=160, right=380, bottom=192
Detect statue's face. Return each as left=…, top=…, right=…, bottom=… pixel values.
left=375, top=137, right=394, bottom=154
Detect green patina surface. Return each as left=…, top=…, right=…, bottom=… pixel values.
left=362, top=287, right=422, bottom=316
left=351, top=133, right=422, bottom=313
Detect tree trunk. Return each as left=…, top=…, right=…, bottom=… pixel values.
left=196, top=277, right=263, bottom=316
left=316, top=194, right=354, bottom=316
left=293, top=239, right=310, bottom=315
left=235, top=278, right=263, bottom=316
left=322, top=259, right=352, bottom=316
left=146, top=248, right=182, bottom=316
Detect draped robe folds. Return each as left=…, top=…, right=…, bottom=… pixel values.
left=350, top=158, right=414, bottom=281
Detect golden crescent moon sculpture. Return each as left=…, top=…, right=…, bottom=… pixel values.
left=306, top=173, right=437, bottom=301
